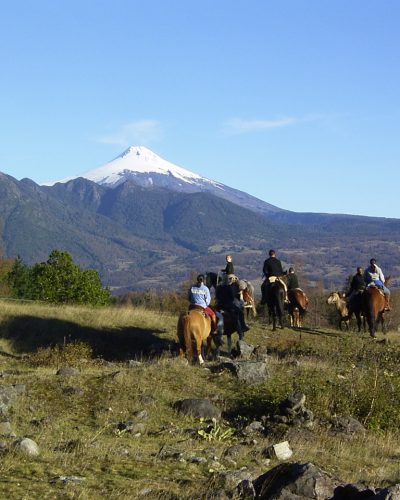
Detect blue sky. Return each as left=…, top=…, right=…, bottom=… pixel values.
left=0, top=0, right=399, bottom=218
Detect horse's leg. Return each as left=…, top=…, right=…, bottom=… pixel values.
left=381, top=313, right=386, bottom=334
left=272, top=313, right=277, bottom=331
left=294, top=307, right=300, bottom=328
left=227, top=334, right=232, bottom=355
left=195, top=333, right=204, bottom=365
left=206, top=335, right=212, bottom=359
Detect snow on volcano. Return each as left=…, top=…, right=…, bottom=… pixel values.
left=46, top=146, right=221, bottom=188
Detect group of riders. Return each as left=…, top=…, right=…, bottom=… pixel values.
left=188, top=254, right=250, bottom=341
left=187, top=250, right=392, bottom=338
left=187, top=249, right=308, bottom=339
left=346, top=258, right=391, bottom=311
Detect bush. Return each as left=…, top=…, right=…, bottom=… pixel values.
left=7, top=250, right=111, bottom=306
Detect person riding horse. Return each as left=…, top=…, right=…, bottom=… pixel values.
left=188, top=274, right=217, bottom=332
left=215, top=274, right=249, bottom=339
left=261, top=249, right=288, bottom=304
left=221, top=254, right=234, bottom=276
left=364, top=258, right=391, bottom=311
left=344, top=266, right=366, bottom=320
left=287, top=267, right=299, bottom=290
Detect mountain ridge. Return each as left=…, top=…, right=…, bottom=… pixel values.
left=1, top=147, right=399, bottom=292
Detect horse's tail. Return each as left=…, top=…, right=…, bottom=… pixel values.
left=276, top=284, right=285, bottom=317
left=183, top=313, right=193, bottom=361
left=298, top=292, right=309, bottom=315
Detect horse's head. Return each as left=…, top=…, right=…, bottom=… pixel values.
left=205, top=272, right=217, bottom=290
left=385, top=275, right=391, bottom=287
left=327, top=291, right=343, bottom=305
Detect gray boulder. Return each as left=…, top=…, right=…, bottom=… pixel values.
left=253, top=462, right=340, bottom=499
left=217, top=469, right=253, bottom=492
left=13, top=437, right=40, bottom=456
left=56, top=367, right=79, bottom=377
left=173, top=399, right=222, bottom=419
left=237, top=341, right=255, bottom=360
left=0, top=421, right=14, bottom=436
left=236, top=361, right=268, bottom=385
left=213, top=360, right=268, bottom=385
left=0, top=384, right=26, bottom=415
left=331, top=416, right=365, bottom=434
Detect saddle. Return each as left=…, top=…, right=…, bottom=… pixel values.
left=188, top=304, right=207, bottom=317
left=367, top=283, right=384, bottom=295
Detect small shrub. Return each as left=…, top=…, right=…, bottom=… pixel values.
left=29, top=341, right=93, bottom=367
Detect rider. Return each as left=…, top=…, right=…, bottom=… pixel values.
left=364, top=258, right=391, bottom=311
left=262, top=249, right=288, bottom=302
left=216, top=274, right=249, bottom=339
left=188, top=274, right=218, bottom=331
left=346, top=267, right=366, bottom=299
left=221, top=254, right=234, bottom=276
left=345, top=266, right=366, bottom=313
left=287, top=267, right=299, bottom=290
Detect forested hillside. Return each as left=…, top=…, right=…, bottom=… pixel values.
left=1, top=172, right=399, bottom=293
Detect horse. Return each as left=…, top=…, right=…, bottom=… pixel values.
left=287, top=288, right=308, bottom=328
left=240, top=280, right=257, bottom=319
left=327, top=291, right=365, bottom=332
left=263, top=279, right=285, bottom=331
left=205, top=272, right=220, bottom=291
left=326, top=291, right=350, bottom=330
left=213, top=309, right=241, bottom=357
left=177, top=308, right=213, bottom=364
left=362, top=277, right=390, bottom=338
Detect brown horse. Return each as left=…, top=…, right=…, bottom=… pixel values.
left=177, top=308, right=212, bottom=364
left=287, top=288, right=308, bottom=328
left=363, top=277, right=390, bottom=338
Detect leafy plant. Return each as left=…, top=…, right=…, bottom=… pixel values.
left=197, top=418, right=236, bottom=443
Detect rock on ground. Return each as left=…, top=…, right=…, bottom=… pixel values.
left=173, top=399, right=222, bottom=419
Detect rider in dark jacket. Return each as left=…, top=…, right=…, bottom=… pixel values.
left=347, top=267, right=366, bottom=297
left=263, top=250, right=285, bottom=279
left=262, top=249, right=288, bottom=303
left=287, top=267, right=299, bottom=290
left=221, top=254, right=234, bottom=275
left=216, top=275, right=249, bottom=339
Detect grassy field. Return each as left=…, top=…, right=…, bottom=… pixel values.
left=0, top=299, right=400, bottom=498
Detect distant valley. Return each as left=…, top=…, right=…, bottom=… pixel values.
left=1, top=147, right=399, bottom=294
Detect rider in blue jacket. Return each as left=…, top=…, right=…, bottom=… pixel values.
left=188, top=275, right=217, bottom=330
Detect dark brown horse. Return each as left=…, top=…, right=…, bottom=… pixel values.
left=177, top=308, right=212, bottom=364
left=287, top=288, right=308, bottom=328
left=263, top=279, right=285, bottom=331
left=363, top=277, right=390, bottom=338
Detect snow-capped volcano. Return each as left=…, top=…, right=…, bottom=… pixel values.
left=47, top=146, right=221, bottom=189
left=45, top=146, right=282, bottom=215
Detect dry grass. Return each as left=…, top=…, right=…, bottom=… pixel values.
left=0, top=300, right=400, bottom=497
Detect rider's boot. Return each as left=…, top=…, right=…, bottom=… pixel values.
left=384, top=294, right=392, bottom=311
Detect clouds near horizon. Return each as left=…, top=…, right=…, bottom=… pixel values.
left=97, top=120, right=162, bottom=147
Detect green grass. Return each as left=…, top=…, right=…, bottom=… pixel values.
left=1, top=300, right=400, bottom=498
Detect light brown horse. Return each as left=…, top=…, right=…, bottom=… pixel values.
left=177, top=308, right=212, bottom=364
left=287, top=288, right=308, bottom=328
left=363, top=277, right=390, bottom=338
left=327, top=291, right=350, bottom=330
left=242, top=284, right=257, bottom=319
